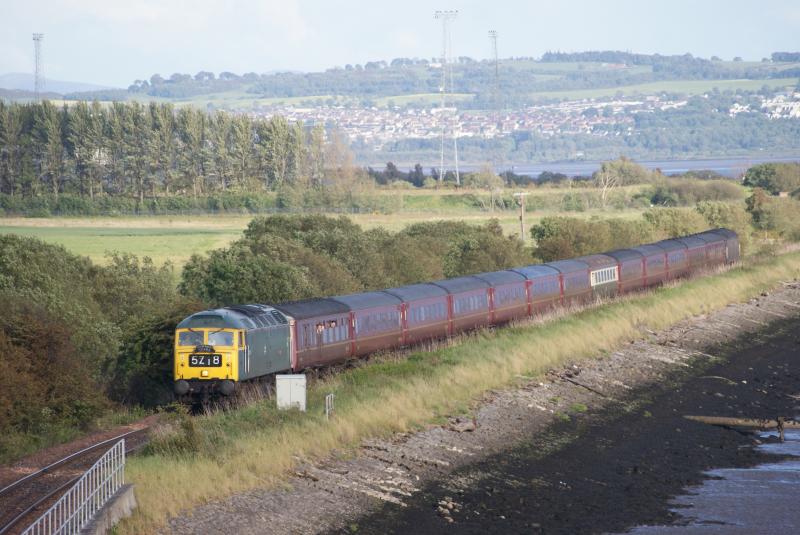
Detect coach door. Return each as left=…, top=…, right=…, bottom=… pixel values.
left=296, top=320, right=323, bottom=368
left=313, top=320, right=325, bottom=363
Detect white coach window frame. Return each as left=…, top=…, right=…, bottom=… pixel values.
left=590, top=267, right=619, bottom=287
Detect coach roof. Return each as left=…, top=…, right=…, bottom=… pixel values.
left=473, top=270, right=527, bottom=286
left=432, top=276, right=490, bottom=294
left=383, top=283, right=448, bottom=302
left=332, top=291, right=402, bottom=310
left=274, top=298, right=350, bottom=320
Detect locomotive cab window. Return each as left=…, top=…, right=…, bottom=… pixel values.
left=208, top=331, right=234, bottom=346
left=178, top=330, right=204, bottom=346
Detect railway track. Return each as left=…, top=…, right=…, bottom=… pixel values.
left=0, top=428, right=149, bottom=535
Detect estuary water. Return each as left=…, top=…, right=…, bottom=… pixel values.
left=628, top=429, right=800, bottom=534
left=391, top=155, right=800, bottom=177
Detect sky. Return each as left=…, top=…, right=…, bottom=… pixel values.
left=1, top=0, right=799, bottom=88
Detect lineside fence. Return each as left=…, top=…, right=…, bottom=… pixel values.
left=22, top=439, right=126, bottom=535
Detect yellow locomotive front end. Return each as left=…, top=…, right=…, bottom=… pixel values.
left=174, top=310, right=245, bottom=398
left=174, top=328, right=241, bottom=395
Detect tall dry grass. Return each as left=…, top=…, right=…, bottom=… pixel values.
left=119, top=252, right=800, bottom=533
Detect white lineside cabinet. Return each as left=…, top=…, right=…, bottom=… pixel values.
left=276, top=374, right=307, bottom=411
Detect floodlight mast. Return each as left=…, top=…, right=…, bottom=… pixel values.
left=33, top=33, right=44, bottom=101
left=434, top=10, right=460, bottom=186
left=488, top=30, right=501, bottom=169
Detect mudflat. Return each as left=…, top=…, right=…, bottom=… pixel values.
left=355, top=308, right=800, bottom=533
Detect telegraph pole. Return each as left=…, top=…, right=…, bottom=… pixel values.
left=33, top=33, right=44, bottom=101
left=513, top=192, right=529, bottom=243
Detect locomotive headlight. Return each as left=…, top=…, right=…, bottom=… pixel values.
left=201, top=370, right=209, bottom=377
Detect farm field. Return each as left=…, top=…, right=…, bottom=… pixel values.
left=0, top=205, right=645, bottom=267
left=0, top=223, right=242, bottom=267
left=529, top=77, right=800, bottom=101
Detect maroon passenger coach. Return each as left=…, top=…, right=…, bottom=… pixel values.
left=260, top=228, right=741, bottom=372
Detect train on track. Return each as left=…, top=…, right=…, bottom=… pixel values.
left=173, top=228, right=739, bottom=399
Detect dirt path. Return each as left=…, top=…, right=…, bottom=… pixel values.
left=166, top=282, right=800, bottom=535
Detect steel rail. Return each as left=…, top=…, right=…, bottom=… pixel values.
left=0, top=429, right=147, bottom=535
left=0, top=428, right=146, bottom=499
left=0, top=475, right=79, bottom=535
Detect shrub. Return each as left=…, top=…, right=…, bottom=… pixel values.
left=695, top=201, right=752, bottom=253
left=746, top=192, right=800, bottom=240
left=743, top=163, right=800, bottom=194
left=647, top=179, right=743, bottom=206
left=530, top=216, right=654, bottom=262
left=0, top=235, right=181, bottom=458
left=109, top=299, right=204, bottom=406
left=642, top=208, right=708, bottom=239
left=0, top=297, right=109, bottom=448
left=180, top=216, right=531, bottom=306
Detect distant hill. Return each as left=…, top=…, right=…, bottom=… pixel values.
left=0, top=88, right=61, bottom=101
left=0, top=73, right=115, bottom=95
left=60, top=51, right=800, bottom=111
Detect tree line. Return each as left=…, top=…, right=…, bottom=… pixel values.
left=0, top=101, right=351, bottom=201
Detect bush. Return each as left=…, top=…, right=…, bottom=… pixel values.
left=595, top=157, right=659, bottom=186
left=179, top=215, right=531, bottom=306
left=695, top=201, right=752, bottom=253
left=109, top=299, right=204, bottom=406
left=0, top=297, right=109, bottom=458
left=0, top=235, right=181, bottom=458
left=0, top=235, right=116, bottom=371
left=442, top=220, right=529, bottom=277
left=647, top=179, right=743, bottom=206
left=530, top=216, right=654, bottom=262
left=642, top=208, right=708, bottom=239
left=743, top=163, right=800, bottom=194
left=746, top=191, right=800, bottom=241
left=53, top=195, right=97, bottom=216
left=0, top=193, right=285, bottom=216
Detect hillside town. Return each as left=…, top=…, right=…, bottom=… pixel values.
left=246, top=92, right=800, bottom=151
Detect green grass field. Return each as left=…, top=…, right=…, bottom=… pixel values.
left=0, top=187, right=646, bottom=268
left=0, top=223, right=243, bottom=266
left=529, top=77, right=800, bottom=101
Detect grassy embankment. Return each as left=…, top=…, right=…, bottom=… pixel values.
left=119, top=250, right=800, bottom=533
left=0, top=186, right=649, bottom=267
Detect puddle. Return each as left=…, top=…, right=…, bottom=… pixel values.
left=627, top=429, right=800, bottom=534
